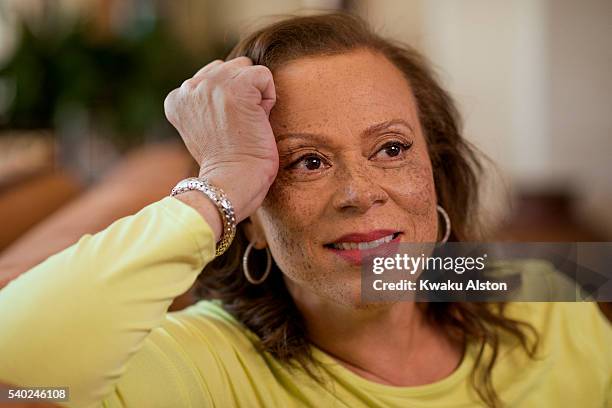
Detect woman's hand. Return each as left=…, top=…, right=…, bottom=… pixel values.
left=164, top=57, right=278, bottom=224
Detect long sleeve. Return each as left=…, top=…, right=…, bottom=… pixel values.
left=0, top=196, right=216, bottom=407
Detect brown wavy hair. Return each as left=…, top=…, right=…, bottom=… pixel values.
left=195, top=12, right=538, bottom=408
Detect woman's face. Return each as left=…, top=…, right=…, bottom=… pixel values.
left=249, top=48, right=439, bottom=306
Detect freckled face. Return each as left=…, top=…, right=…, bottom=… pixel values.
left=252, top=49, right=438, bottom=306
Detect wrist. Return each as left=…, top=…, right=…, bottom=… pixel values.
left=174, top=191, right=223, bottom=242
left=198, top=168, right=270, bottom=224
left=171, top=177, right=236, bottom=256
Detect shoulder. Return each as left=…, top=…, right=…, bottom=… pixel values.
left=110, top=300, right=265, bottom=405
left=475, top=301, right=611, bottom=406
left=158, top=299, right=260, bottom=353
left=503, top=300, right=611, bottom=338
left=105, top=300, right=254, bottom=406
left=502, top=300, right=612, bottom=372
left=495, top=258, right=611, bottom=345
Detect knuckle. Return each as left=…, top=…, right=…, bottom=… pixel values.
left=253, top=65, right=272, bottom=77
left=232, top=55, right=253, bottom=64
left=181, top=78, right=198, bottom=90
left=197, top=60, right=223, bottom=76
left=200, top=77, right=213, bottom=87
left=236, top=65, right=273, bottom=86
left=163, top=91, right=178, bottom=119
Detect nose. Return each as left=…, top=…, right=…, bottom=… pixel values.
left=331, top=163, right=389, bottom=213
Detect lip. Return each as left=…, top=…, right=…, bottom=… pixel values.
left=328, top=229, right=400, bottom=244
left=325, top=231, right=402, bottom=266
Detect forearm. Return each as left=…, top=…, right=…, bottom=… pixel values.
left=174, top=190, right=223, bottom=241
left=0, top=197, right=215, bottom=407
left=0, top=142, right=194, bottom=288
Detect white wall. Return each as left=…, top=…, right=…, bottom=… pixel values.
left=359, top=0, right=612, bottom=234
left=356, top=0, right=424, bottom=49
left=547, top=0, right=612, bottom=234
left=1, top=0, right=610, bottom=233
left=420, top=0, right=552, bottom=227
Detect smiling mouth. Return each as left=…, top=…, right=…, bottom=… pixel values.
left=324, top=232, right=402, bottom=251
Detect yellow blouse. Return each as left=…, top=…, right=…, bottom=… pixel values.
left=0, top=197, right=610, bottom=407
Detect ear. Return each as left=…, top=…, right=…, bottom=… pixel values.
left=242, top=210, right=268, bottom=250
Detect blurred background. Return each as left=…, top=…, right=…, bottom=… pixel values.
left=0, top=0, right=610, bottom=305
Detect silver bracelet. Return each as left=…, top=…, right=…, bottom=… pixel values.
left=170, top=177, right=236, bottom=257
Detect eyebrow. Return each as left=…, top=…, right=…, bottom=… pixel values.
left=275, top=118, right=414, bottom=144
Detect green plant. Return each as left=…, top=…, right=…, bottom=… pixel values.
left=0, top=11, right=225, bottom=148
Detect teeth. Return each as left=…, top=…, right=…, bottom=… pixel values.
left=331, top=233, right=396, bottom=250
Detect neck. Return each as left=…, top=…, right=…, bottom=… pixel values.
left=284, top=277, right=464, bottom=386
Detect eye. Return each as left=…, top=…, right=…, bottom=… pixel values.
left=373, top=141, right=413, bottom=160
left=289, top=153, right=330, bottom=172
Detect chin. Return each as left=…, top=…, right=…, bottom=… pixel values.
left=323, top=280, right=395, bottom=311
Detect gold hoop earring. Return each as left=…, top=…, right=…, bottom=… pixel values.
left=437, top=205, right=451, bottom=243
left=242, top=241, right=272, bottom=285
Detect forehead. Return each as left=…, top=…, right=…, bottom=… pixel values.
left=270, top=49, right=419, bottom=134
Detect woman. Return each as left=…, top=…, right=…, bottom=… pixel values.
left=0, top=13, right=610, bottom=408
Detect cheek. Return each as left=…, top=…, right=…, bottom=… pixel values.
left=255, top=153, right=439, bottom=277
left=260, top=178, right=322, bottom=230
left=256, top=180, right=324, bottom=280
left=382, top=157, right=436, bottom=213
left=380, top=158, right=438, bottom=241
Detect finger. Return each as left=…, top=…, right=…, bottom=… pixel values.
left=213, top=56, right=254, bottom=79
left=182, top=60, right=225, bottom=90
left=236, top=65, right=276, bottom=116
left=224, top=56, right=254, bottom=69
left=181, top=59, right=223, bottom=89
left=193, top=59, right=224, bottom=78
left=163, top=88, right=179, bottom=124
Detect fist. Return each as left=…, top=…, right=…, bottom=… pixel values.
left=164, top=57, right=279, bottom=222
